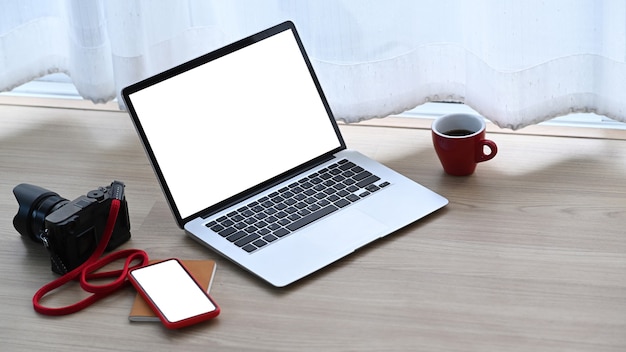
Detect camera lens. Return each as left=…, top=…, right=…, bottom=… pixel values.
left=13, top=184, right=69, bottom=242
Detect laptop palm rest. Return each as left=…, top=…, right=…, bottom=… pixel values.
left=301, top=207, right=387, bottom=254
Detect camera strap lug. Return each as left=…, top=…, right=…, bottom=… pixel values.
left=40, top=232, right=49, bottom=249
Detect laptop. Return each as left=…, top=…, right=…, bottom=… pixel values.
left=122, top=21, right=448, bottom=287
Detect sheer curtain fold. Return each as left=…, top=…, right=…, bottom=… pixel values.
left=1, top=0, right=626, bottom=129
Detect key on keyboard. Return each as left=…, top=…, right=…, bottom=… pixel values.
left=205, top=159, right=390, bottom=253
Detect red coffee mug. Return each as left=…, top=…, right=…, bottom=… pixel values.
left=432, top=113, right=497, bottom=176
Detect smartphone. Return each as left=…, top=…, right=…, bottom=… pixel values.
left=128, top=258, right=220, bottom=329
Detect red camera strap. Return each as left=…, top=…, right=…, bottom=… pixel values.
left=32, top=199, right=149, bottom=316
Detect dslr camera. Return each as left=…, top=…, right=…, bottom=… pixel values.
left=13, top=181, right=131, bottom=274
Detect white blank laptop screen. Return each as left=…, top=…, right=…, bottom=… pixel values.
left=127, top=30, right=342, bottom=219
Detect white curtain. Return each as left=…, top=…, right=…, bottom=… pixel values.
left=2, top=0, right=626, bottom=130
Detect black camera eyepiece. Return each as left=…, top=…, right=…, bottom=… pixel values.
left=13, top=184, right=69, bottom=243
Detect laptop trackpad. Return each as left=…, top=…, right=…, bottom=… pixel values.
left=302, top=208, right=387, bottom=253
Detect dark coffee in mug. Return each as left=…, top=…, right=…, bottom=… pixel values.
left=432, top=113, right=498, bottom=176
left=444, top=129, right=474, bottom=136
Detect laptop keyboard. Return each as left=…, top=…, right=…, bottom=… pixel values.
left=205, top=159, right=389, bottom=253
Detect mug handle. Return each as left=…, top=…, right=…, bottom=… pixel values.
left=476, top=139, right=498, bottom=163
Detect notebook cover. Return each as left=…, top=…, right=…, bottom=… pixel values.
left=129, top=259, right=217, bottom=322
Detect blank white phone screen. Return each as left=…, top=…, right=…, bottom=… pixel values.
left=131, top=260, right=216, bottom=323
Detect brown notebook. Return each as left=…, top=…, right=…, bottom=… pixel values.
left=128, top=259, right=217, bottom=322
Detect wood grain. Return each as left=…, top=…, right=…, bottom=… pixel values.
left=1, top=103, right=625, bottom=351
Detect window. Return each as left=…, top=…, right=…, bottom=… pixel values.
left=1, top=73, right=80, bottom=99
left=405, top=103, right=626, bottom=131
left=3, top=76, right=625, bottom=131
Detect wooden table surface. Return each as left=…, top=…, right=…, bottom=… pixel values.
left=1, top=102, right=625, bottom=351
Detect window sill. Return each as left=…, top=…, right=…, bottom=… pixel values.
left=2, top=95, right=626, bottom=141
left=0, top=94, right=119, bottom=112
left=350, top=114, right=626, bottom=141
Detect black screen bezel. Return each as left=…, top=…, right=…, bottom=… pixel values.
left=121, top=21, right=346, bottom=228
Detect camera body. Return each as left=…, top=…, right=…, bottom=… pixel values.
left=13, top=181, right=131, bottom=274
